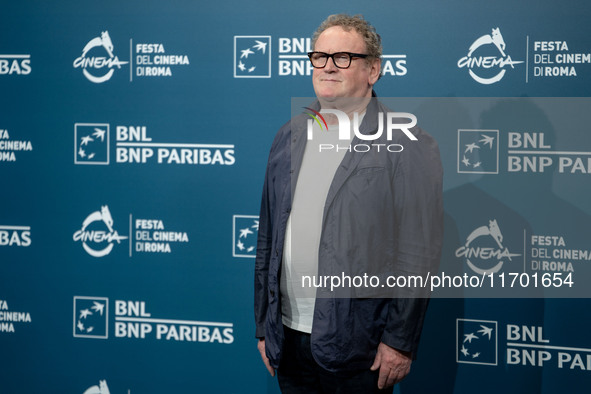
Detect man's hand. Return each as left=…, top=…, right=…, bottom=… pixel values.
left=257, top=338, right=275, bottom=377
left=370, top=342, right=412, bottom=389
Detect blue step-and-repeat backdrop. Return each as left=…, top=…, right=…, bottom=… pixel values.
left=1, top=1, right=591, bottom=393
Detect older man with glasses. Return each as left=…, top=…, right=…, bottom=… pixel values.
left=255, top=14, right=443, bottom=393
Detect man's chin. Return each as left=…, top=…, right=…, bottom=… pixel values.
left=316, top=91, right=346, bottom=104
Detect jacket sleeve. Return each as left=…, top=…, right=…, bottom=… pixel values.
left=254, top=149, right=273, bottom=339
left=381, top=129, right=443, bottom=356
left=254, top=122, right=291, bottom=339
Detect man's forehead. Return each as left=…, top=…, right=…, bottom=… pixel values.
left=315, top=26, right=365, bottom=50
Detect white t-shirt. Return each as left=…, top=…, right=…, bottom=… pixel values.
left=281, top=115, right=360, bottom=333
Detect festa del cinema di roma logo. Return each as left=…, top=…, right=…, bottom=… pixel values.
left=458, top=27, right=523, bottom=85
left=73, top=206, right=127, bottom=257
left=455, top=219, right=521, bottom=275
left=73, top=31, right=128, bottom=83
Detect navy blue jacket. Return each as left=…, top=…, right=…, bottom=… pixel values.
left=254, top=95, right=443, bottom=372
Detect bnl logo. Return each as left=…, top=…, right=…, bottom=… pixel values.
left=233, top=215, right=259, bottom=258
left=457, top=129, right=499, bottom=174
left=234, top=36, right=271, bottom=78
left=75, top=123, right=110, bottom=165
left=73, top=296, right=109, bottom=339
left=456, top=318, right=498, bottom=366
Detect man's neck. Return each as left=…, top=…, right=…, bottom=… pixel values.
left=318, top=96, right=371, bottom=124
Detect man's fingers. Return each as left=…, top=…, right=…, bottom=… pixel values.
left=377, top=365, right=400, bottom=389
left=374, top=342, right=413, bottom=388
left=257, top=339, right=275, bottom=376
left=370, top=350, right=381, bottom=371
left=390, top=364, right=411, bottom=387
left=377, top=365, right=389, bottom=389
left=264, top=358, right=275, bottom=377
left=388, top=368, right=401, bottom=387
left=378, top=366, right=404, bottom=389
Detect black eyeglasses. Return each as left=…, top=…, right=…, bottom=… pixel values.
left=307, top=51, right=369, bottom=69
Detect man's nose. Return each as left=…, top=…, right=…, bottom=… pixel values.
left=324, top=56, right=339, bottom=72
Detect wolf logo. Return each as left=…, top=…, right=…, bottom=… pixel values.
left=73, top=205, right=128, bottom=257
left=81, top=31, right=114, bottom=58
left=457, top=27, right=523, bottom=85
left=83, top=380, right=110, bottom=394
left=100, top=205, right=114, bottom=233
left=74, top=30, right=127, bottom=83
left=465, top=219, right=503, bottom=249
left=456, top=219, right=521, bottom=275
left=468, top=28, right=506, bottom=57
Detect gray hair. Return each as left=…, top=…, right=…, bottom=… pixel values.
left=312, top=14, right=383, bottom=61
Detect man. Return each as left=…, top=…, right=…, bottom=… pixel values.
left=255, top=14, right=443, bottom=393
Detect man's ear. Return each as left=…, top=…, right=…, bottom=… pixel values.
left=368, top=58, right=381, bottom=85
